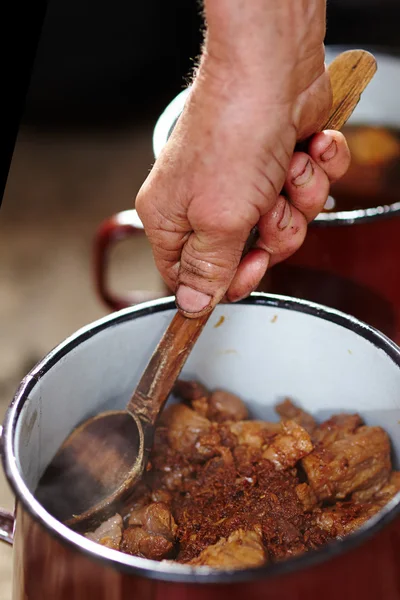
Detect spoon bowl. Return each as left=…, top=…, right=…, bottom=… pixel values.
left=36, top=410, right=144, bottom=529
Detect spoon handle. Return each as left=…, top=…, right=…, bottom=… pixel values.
left=320, top=49, right=377, bottom=132
left=127, top=310, right=211, bottom=426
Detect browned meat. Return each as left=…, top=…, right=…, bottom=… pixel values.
left=128, top=502, right=177, bottom=540
left=316, top=471, right=400, bottom=538
left=295, top=483, right=319, bottom=512
left=160, top=404, right=212, bottom=460
left=174, top=380, right=248, bottom=423
left=173, top=380, right=210, bottom=418
left=188, top=529, right=266, bottom=569
left=302, top=425, right=391, bottom=502
left=151, top=489, right=172, bottom=505
left=121, top=502, right=177, bottom=560
left=80, top=381, right=398, bottom=571
left=229, top=420, right=281, bottom=449
left=121, top=526, right=174, bottom=560
left=85, top=513, right=123, bottom=550
left=207, top=390, right=249, bottom=422
left=262, top=421, right=313, bottom=470
left=313, top=502, right=374, bottom=537
left=275, top=399, right=316, bottom=434
left=313, top=413, right=363, bottom=446
left=372, top=471, right=400, bottom=503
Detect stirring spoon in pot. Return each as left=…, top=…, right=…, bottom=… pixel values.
left=35, top=49, right=377, bottom=532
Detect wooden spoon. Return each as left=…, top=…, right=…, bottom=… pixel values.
left=35, top=49, right=377, bottom=533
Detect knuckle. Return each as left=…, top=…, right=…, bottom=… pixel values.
left=181, top=244, right=237, bottom=285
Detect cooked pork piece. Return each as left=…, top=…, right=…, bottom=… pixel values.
left=229, top=420, right=281, bottom=449
left=302, top=425, right=391, bottom=502
left=160, top=404, right=212, bottom=460
left=295, top=483, right=319, bottom=512
left=85, top=513, right=123, bottom=550
left=128, top=502, right=177, bottom=540
left=262, top=421, right=313, bottom=470
left=275, top=399, right=317, bottom=434
left=207, top=390, right=249, bottom=423
left=174, top=380, right=248, bottom=423
left=172, top=380, right=210, bottom=418
left=312, top=413, right=363, bottom=446
left=188, top=529, right=266, bottom=569
left=121, top=526, right=174, bottom=560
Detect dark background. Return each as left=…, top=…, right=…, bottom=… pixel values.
left=22, top=0, right=400, bottom=130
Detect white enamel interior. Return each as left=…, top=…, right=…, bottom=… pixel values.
left=13, top=299, right=400, bottom=494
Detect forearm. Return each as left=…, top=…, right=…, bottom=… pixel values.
left=201, top=0, right=327, bottom=97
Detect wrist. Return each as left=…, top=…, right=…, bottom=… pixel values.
left=202, top=0, right=326, bottom=95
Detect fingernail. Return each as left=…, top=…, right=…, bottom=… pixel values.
left=278, top=200, right=292, bottom=230
left=176, top=285, right=212, bottom=314
left=292, top=158, right=313, bottom=187
left=321, top=139, right=337, bottom=162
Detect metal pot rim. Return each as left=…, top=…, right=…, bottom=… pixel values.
left=3, top=293, right=400, bottom=583
left=152, top=45, right=400, bottom=227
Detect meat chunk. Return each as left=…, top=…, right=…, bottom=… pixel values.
left=85, top=513, right=123, bottom=550
left=295, top=483, right=319, bottom=512
left=313, top=413, right=363, bottom=446
left=229, top=420, right=281, bottom=449
left=302, top=425, right=391, bottom=502
left=207, top=390, right=249, bottom=423
left=314, top=503, right=375, bottom=537
left=373, top=471, right=400, bottom=503
left=317, top=471, right=400, bottom=538
left=160, top=404, right=212, bottom=458
left=173, top=380, right=248, bottom=423
left=121, top=526, right=174, bottom=560
left=173, top=380, right=210, bottom=418
left=122, top=502, right=177, bottom=561
left=262, top=421, right=313, bottom=470
left=188, top=529, right=266, bottom=569
left=275, top=399, right=316, bottom=434
left=128, top=502, right=177, bottom=540
left=151, top=489, right=172, bottom=506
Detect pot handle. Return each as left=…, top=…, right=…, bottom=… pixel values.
left=93, top=209, right=168, bottom=311
left=0, top=509, right=14, bottom=545
left=0, top=426, right=14, bottom=545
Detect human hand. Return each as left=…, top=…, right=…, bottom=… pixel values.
left=136, top=1, right=351, bottom=317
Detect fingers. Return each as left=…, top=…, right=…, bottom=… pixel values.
left=176, top=226, right=249, bottom=317
left=285, top=153, right=330, bottom=223
left=226, top=130, right=351, bottom=299
left=256, top=196, right=308, bottom=268
left=226, top=249, right=270, bottom=303
left=285, top=131, right=350, bottom=223
left=307, top=130, right=351, bottom=183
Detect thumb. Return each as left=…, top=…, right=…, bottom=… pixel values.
left=175, top=227, right=248, bottom=318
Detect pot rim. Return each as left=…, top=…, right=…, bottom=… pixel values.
left=3, top=293, right=400, bottom=584
left=152, top=45, right=400, bottom=227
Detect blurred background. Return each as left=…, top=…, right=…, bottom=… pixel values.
left=1, top=0, right=400, bottom=595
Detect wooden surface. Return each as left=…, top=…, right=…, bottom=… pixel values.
left=321, top=49, right=377, bottom=131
